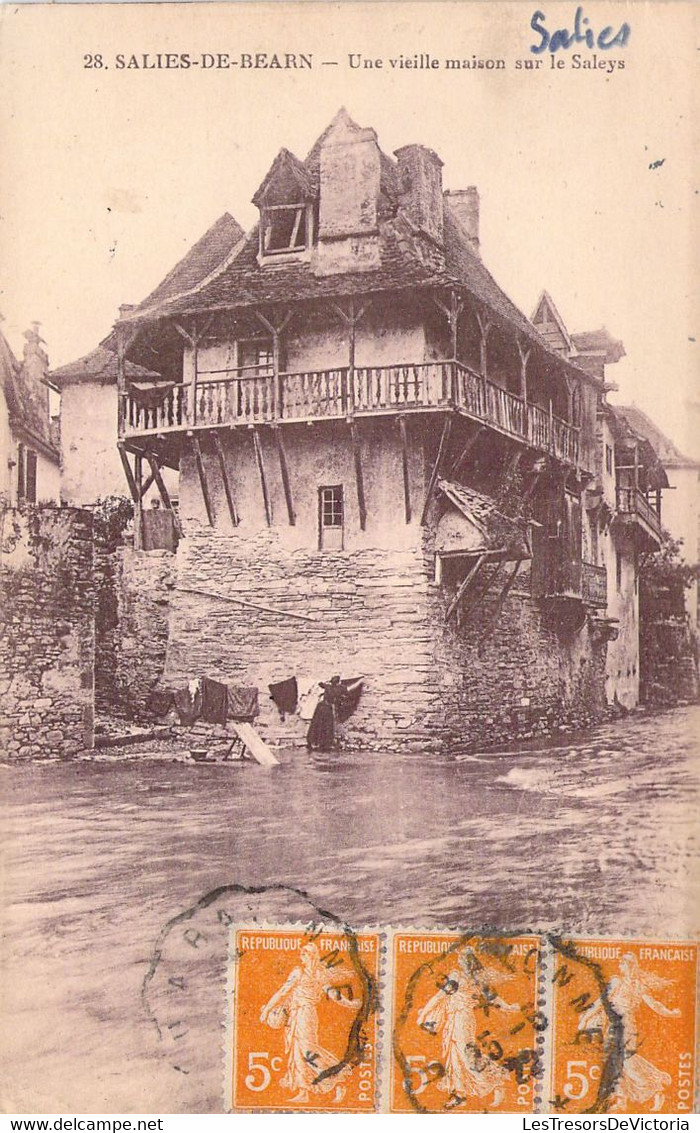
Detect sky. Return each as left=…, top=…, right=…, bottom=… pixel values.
left=1, top=0, right=697, bottom=455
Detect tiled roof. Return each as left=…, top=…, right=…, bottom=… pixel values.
left=571, top=327, right=625, bottom=363
left=50, top=345, right=159, bottom=387
left=438, top=479, right=530, bottom=558
left=130, top=212, right=245, bottom=315
left=613, top=404, right=697, bottom=469
left=113, top=112, right=599, bottom=386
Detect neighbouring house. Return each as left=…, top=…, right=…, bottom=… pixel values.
left=102, top=109, right=671, bottom=749
left=612, top=404, right=699, bottom=626
left=0, top=322, right=60, bottom=506
left=531, top=293, right=669, bottom=710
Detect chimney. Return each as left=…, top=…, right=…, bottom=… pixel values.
left=315, top=109, right=382, bottom=276
left=119, top=303, right=136, bottom=319
left=395, top=145, right=444, bottom=246
left=22, top=322, right=49, bottom=381
left=444, top=188, right=480, bottom=257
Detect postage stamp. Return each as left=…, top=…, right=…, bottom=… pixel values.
left=227, top=923, right=381, bottom=1112
left=548, top=938, right=698, bottom=1114
left=388, top=930, right=544, bottom=1113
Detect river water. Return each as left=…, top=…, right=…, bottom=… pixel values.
left=2, top=705, right=698, bottom=1111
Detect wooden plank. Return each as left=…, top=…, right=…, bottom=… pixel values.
left=177, top=585, right=316, bottom=622
left=399, top=415, right=411, bottom=524
left=274, top=428, right=296, bottom=526
left=146, top=452, right=184, bottom=537
left=477, top=560, right=523, bottom=649
left=230, top=721, right=279, bottom=767
left=190, top=433, right=215, bottom=526
left=420, top=414, right=452, bottom=526
left=445, top=552, right=486, bottom=621
left=448, top=425, right=485, bottom=478
left=252, top=427, right=273, bottom=526
left=212, top=432, right=239, bottom=527
left=117, top=443, right=139, bottom=503
left=350, top=421, right=367, bottom=531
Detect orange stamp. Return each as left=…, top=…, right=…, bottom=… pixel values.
left=550, top=938, right=697, bottom=1114
left=390, top=931, right=544, bottom=1113
left=228, top=924, right=380, bottom=1112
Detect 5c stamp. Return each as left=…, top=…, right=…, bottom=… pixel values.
left=228, top=924, right=380, bottom=1111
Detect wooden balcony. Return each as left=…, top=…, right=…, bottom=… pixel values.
left=615, top=486, right=663, bottom=545
left=122, top=359, right=580, bottom=466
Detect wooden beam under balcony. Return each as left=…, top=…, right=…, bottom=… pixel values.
left=399, top=415, right=411, bottom=524
left=117, top=443, right=140, bottom=503
left=421, top=414, right=452, bottom=526
left=274, top=426, right=296, bottom=526
left=146, top=452, right=183, bottom=537
left=449, top=425, right=485, bottom=478
left=252, top=427, right=273, bottom=526
left=350, top=421, right=367, bottom=531
left=212, top=432, right=239, bottom=527
left=190, top=432, right=215, bottom=527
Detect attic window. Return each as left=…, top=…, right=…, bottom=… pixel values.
left=261, top=204, right=309, bottom=256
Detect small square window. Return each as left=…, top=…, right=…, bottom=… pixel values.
left=319, top=486, right=343, bottom=549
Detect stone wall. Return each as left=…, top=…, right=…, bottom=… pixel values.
left=0, top=506, right=95, bottom=760
left=165, top=520, right=609, bottom=754
left=95, top=542, right=174, bottom=719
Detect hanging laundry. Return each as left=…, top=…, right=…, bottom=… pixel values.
left=298, top=678, right=325, bottom=721
left=201, top=676, right=229, bottom=724
left=227, top=685, right=260, bottom=721
left=337, top=677, right=364, bottom=724
left=174, top=678, right=202, bottom=725
left=128, top=381, right=176, bottom=411
left=268, top=676, right=298, bottom=718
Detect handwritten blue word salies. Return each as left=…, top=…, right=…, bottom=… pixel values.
left=530, top=6, right=631, bottom=53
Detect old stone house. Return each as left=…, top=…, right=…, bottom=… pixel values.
left=107, top=109, right=668, bottom=750
left=0, top=323, right=60, bottom=507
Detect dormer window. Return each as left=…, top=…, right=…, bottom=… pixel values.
left=261, top=204, right=309, bottom=255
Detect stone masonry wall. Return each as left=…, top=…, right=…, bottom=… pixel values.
left=165, top=521, right=609, bottom=754
left=0, top=507, right=95, bottom=760
left=95, top=542, right=174, bottom=719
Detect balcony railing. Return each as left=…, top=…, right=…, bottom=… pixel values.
left=615, top=486, right=663, bottom=543
left=582, top=561, right=607, bottom=608
left=122, top=359, right=580, bottom=465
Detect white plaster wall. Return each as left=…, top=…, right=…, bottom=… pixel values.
left=60, top=383, right=125, bottom=504
left=0, top=389, right=14, bottom=503
left=36, top=452, right=60, bottom=503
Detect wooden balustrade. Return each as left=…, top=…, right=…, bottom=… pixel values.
left=122, top=358, right=581, bottom=466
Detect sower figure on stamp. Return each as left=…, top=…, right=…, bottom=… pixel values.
left=577, top=953, right=680, bottom=1112
left=260, top=942, right=361, bottom=1104
left=416, top=947, right=519, bottom=1109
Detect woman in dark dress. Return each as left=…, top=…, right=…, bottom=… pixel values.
left=306, top=676, right=344, bottom=751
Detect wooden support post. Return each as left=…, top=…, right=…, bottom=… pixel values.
left=399, top=416, right=411, bottom=524
left=476, top=311, right=492, bottom=379
left=445, top=552, right=487, bottom=621
left=212, top=432, right=239, bottom=527
left=190, top=433, right=215, bottom=527
left=117, top=338, right=126, bottom=437
left=449, top=426, right=485, bottom=479
left=139, top=468, right=157, bottom=499
left=331, top=298, right=369, bottom=417
left=252, top=428, right=272, bottom=526
left=420, top=414, right=452, bottom=526
left=146, top=453, right=183, bottom=536
left=350, top=421, right=367, bottom=531
left=255, top=308, right=293, bottom=421
left=517, top=338, right=530, bottom=404
left=173, top=321, right=198, bottom=426
left=477, top=560, right=523, bottom=650
left=134, top=452, right=144, bottom=548
left=274, top=427, right=296, bottom=526
left=117, top=443, right=139, bottom=503
left=633, top=443, right=639, bottom=492
left=432, top=290, right=464, bottom=403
